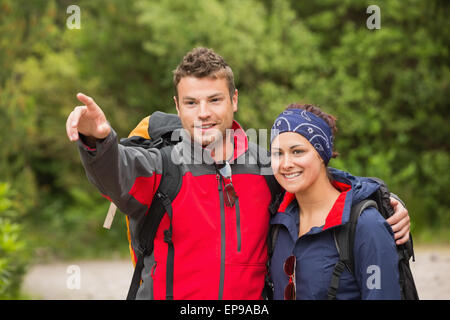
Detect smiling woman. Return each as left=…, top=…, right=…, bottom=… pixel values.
left=270, top=104, right=339, bottom=194
left=272, top=104, right=340, bottom=184
left=269, top=103, right=404, bottom=300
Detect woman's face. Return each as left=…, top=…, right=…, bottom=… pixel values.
left=271, top=132, right=325, bottom=194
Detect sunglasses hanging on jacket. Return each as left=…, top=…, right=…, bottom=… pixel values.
left=216, top=161, right=238, bottom=207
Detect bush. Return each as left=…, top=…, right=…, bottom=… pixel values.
left=0, top=183, right=29, bottom=299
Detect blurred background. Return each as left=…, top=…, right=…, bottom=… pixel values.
left=0, top=0, right=448, bottom=299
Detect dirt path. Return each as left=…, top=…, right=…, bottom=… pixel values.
left=22, top=259, right=133, bottom=300
left=22, top=246, right=450, bottom=300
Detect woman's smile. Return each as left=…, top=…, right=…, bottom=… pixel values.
left=281, top=171, right=303, bottom=180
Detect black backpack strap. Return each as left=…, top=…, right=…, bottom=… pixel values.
left=126, top=250, right=146, bottom=300
left=126, top=145, right=182, bottom=300
left=368, top=178, right=416, bottom=262
left=264, top=175, right=284, bottom=216
left=160, top=191, right=175, bottom=300
left=263, top=176, right=283, bottom=300
left=255, top=147, right=284, bottom=300
left=263, top=223, right=282, bottom=300
left=327, top=199, right=378, bottom=300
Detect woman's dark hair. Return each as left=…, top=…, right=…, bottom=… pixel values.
left=285, top=103, right=339, bottom=159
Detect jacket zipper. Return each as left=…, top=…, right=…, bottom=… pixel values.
left=235, top=198, right=241, bottom=252
left=217, top=172, right=242, bottom=299
left=217, top=174, right=226, bottom=300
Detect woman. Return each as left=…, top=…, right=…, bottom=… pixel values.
left=269, top=103, right=401, bottom=300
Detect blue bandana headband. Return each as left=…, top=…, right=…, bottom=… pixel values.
left=271, top=109, right=334, bottom=165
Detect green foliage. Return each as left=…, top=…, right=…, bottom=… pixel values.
left=0, top=0, right=448, bottom=278
left=0, top=183, right=29, bottom=299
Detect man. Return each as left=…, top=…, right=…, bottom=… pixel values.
left=66, top=47, right=411, bottom=300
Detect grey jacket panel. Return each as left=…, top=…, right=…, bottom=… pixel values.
left=77, top=128, right=163, bottom=219
left=136, top=253, right=156, bottom=300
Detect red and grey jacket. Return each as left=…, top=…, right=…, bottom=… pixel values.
left=78, top=120, right=273, bottom=299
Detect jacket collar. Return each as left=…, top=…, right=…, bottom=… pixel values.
left=230, top=120, right=249, bottom=162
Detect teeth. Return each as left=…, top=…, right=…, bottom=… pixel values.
left=284, top=173, right=301, bottom=178
left=197, top=124, right=215, bottom=129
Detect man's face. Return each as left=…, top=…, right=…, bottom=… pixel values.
left=174, top=76, right=238, bottom=147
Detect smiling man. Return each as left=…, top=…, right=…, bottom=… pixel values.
left=175, top=76, right=237, bottom=162
left=66, top=47, right=411, bottom=300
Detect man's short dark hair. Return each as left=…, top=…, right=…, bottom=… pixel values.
left=173, top=47, right=236, bottom=100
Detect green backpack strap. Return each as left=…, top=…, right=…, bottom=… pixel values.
left=327, top=199, right=378, bottom=300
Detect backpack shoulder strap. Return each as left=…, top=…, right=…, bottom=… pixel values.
left=250, top=144, right=284, bottom=300
left=264, top=175, right=284, bottom=216
left=127, top=145, right=182, bottom=300
left=327, top=199, right=378, bottom=300
left=133, top=146, right=181, bottom=254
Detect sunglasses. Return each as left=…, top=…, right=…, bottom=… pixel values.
left=216, top=161, right=238, bottom=207
left=284, top=255, right=296, bottom=300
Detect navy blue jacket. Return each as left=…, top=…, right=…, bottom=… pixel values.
left=270, top=168, right=401, bottom=300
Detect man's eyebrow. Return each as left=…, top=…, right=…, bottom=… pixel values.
left=182, top=93, right=224, bottom=101
left=207, top=92, right=225, bottom=99
left=182, top=96, right=197, bottom=101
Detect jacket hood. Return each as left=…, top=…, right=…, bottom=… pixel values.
left=275, top=167, right=380, bottom=230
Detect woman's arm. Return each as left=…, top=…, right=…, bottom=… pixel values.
left=353, top=207, right=402, bottom=300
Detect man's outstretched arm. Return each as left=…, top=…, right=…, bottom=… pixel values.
left=66, top=93, right=162, bottom=219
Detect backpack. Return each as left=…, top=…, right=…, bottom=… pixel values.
left=267, top=177, right=419, bottom=300
left=328, top=177, right=419, bottom=300
left=118, top=111, right=183, bottom=300
left=110, top=111, right=283, bottom=300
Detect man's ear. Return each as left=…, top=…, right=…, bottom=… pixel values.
left=232, top=89, right=238, bottom=113
left=174, top=96, right=180, bottom=116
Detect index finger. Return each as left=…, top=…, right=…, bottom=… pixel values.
left=77, top=92, right=98, bottom=110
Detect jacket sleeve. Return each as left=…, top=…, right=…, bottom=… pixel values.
left=353, top=207, right=402, bottom=300
left=77, top=128, right=162, bottom=219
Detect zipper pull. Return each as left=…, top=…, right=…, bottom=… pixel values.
left=217, top=173, right=222, bottom=191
